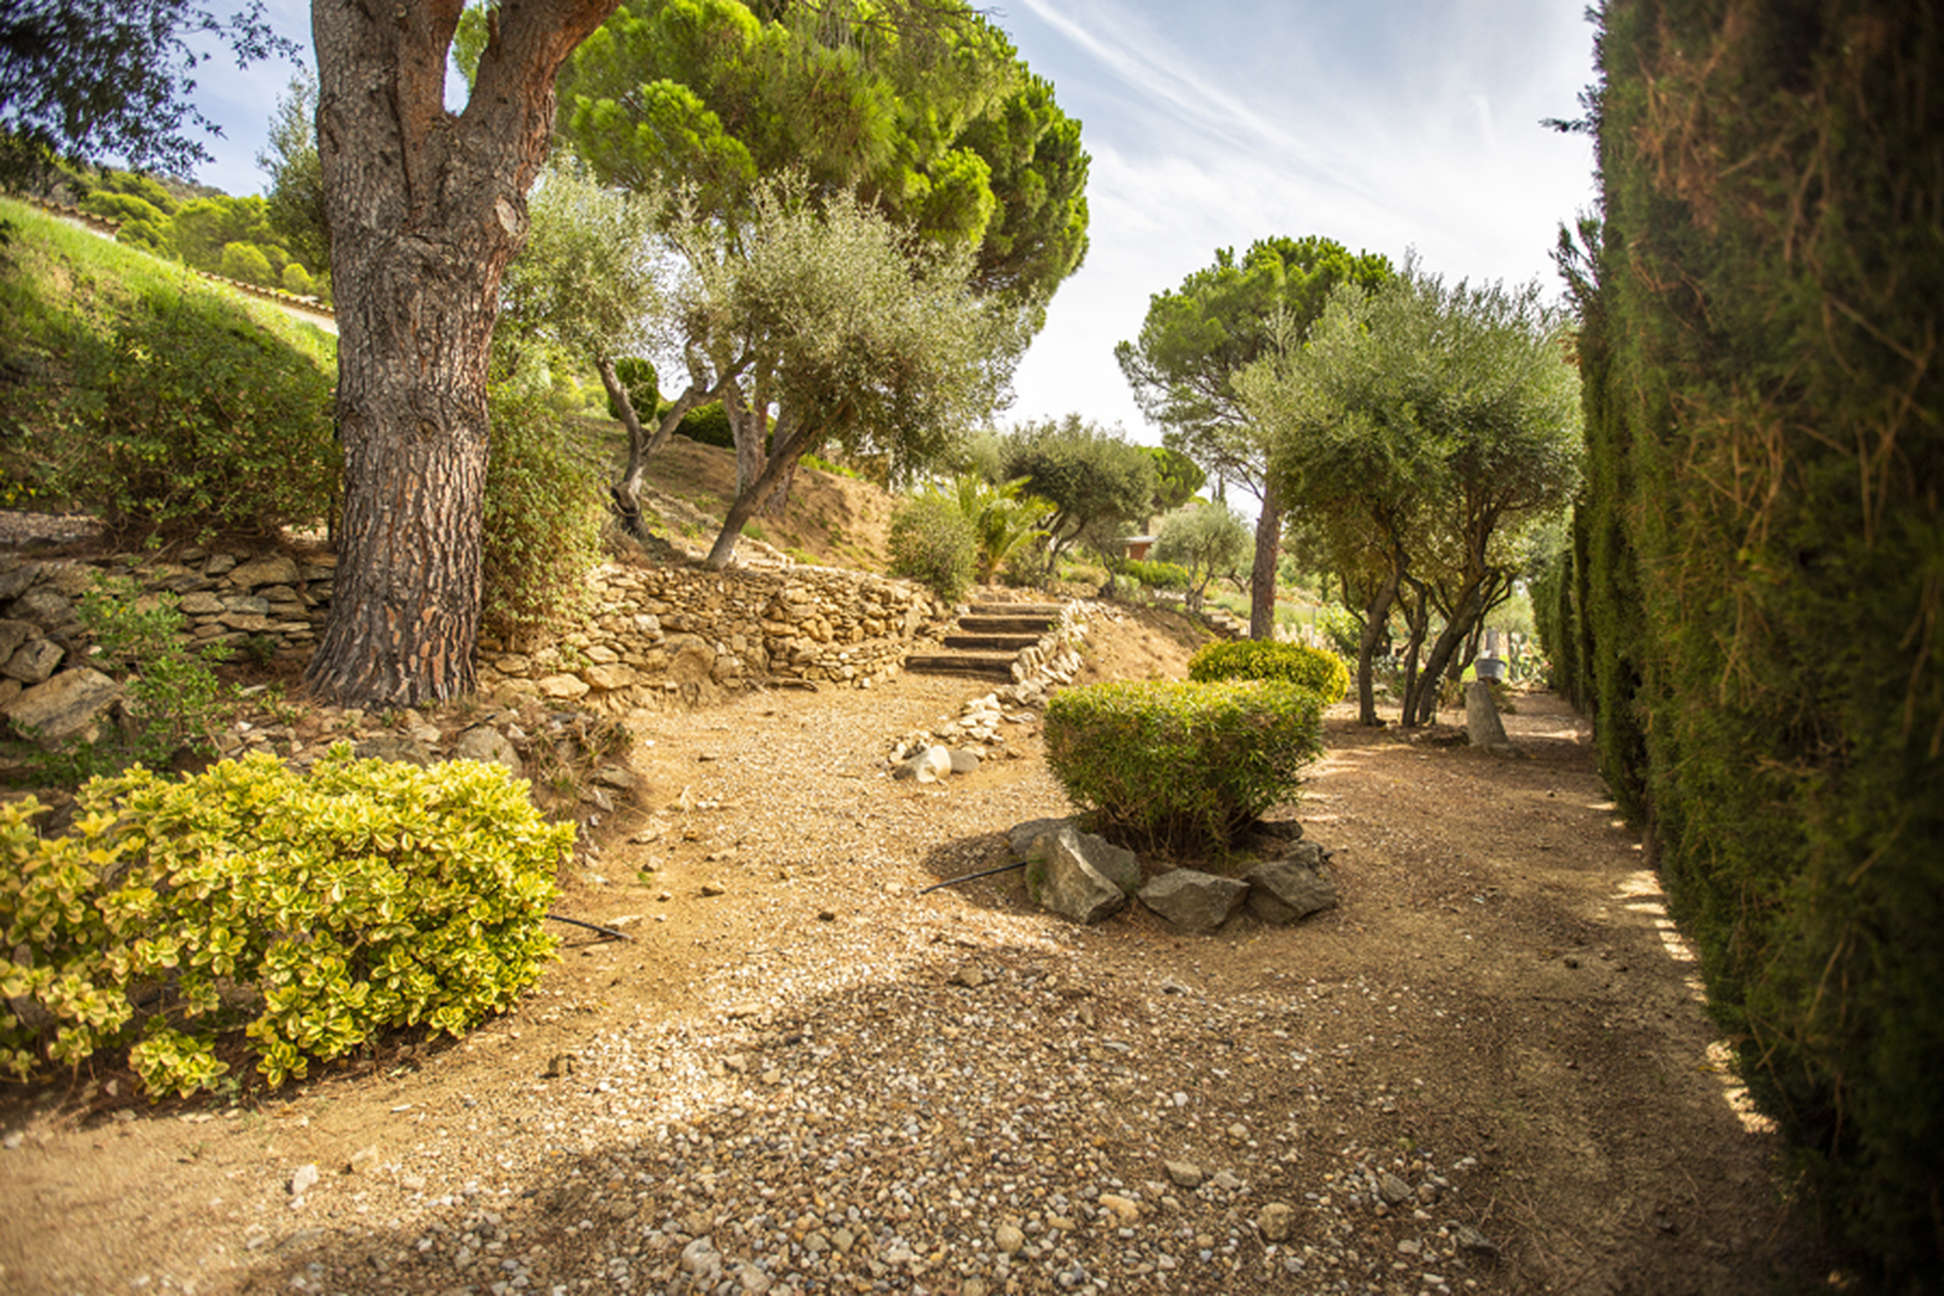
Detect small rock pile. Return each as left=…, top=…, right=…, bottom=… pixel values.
left=1010, top=817, right=1339, bottom=935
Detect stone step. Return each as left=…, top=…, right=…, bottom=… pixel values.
left=903, top=653, right=1018, bottom=680
left=957, top=615, right=1056, bottom=634
left=943, top=633, right=1042, bottom=652
left=968, top=602, right=1062, bottom=618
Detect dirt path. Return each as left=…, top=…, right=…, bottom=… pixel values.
left=0, top=618, right=1828, bottom=1295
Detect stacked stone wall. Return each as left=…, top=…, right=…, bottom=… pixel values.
left=0, top=548, right=950, bottom=720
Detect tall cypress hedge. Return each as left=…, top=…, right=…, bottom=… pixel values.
left=1573, top=1, right=1943, bottom=1277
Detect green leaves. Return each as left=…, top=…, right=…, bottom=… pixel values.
left=0, top=751, right=572, bottom=1098
left=1045, top=681, right=1324, bottom=854
left=1188, top=641, right=1351, bottom=705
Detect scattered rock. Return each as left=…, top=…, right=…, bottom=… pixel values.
left=1244, top=854, right=1339, bottom=925
left=948, top=747, right=982, bottom=774
left=994, top=1223, right=1025, bottom=1254
left=1097, top=1193, right=1141, bottom=1223
left=700, top=881, right=727, bottom=897
left=288, top=1163, right=319, bottom=1196
left=1258, top=1202, right=1296, bottom=1242
left=343, top=1146, right=380, bottom=1176
left=1023, top=826, right=1131, bottom=925
left=1377, top=1171, right=1414, bottom=1205
left=454, top=724, right=523, bottom=777
left=1139, top=869, right=1249, bottom=933
left=1, top=667, right=119, bottom=746
left=1453, top=1223, right=1500, bottom=1256
left=892, top=745, right=953, bottom=783
left=4, top=636, right=66, bottom=685
left=948, top=966, right=986, bottom=989
left=1164, top=1160, right=1205, bottom=1189
left=351, top=735, right=433, bottom=767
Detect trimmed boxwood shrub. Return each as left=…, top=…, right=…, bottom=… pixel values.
left=1122, top=559, right=1192, bottom=591
left=888, top=494, right=977, bottom=601
left=1044, top=680, right=1323, bottom=852
left=1188, top=639, right=1351, bottom=704
left=0, top=749, right=571, bottom=1097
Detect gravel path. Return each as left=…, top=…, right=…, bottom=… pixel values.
left=0, top=652, right=1825, bottom=1295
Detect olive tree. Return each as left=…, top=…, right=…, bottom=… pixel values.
left=1242, top=267, right=1581, bottom=725
left=1152, top=501, right=1249, bottom=611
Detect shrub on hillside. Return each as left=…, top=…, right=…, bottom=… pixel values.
left=1122, top=559, right=1191, bottom=591
left=888, top=494, right=977, bottom=601
left=1188, top=640, right=1350, bottom=703
left=1045, top=680, right=1323, bottom=853
left=24, top=288, right=339, bottom=541
left=675, top=400, right=734, bottom=449
left=482, top=369, right=607, bottom=638
left=605, top=356, right=659, bottom=422
left=0, top=750, right=570, bottom=1096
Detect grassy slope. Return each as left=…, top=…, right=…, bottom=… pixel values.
left=1, top=196, right=900, bottom=571
left=0, top=197, right=338, bottom=374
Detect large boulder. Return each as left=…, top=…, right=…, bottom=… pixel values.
left=1139, top=869, right=1249, bottom=933
left=2, top=668, right=120, bottom=745
left=1245, top=853, right=1339, bottom=925
left=1024, top=826, right=1132, bottom=924
left=454, top=725, right=524, bottom=778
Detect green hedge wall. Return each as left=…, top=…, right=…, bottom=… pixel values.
left=1578, top=1, right=1943, bottom=1277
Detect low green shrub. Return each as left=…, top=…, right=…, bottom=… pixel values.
left=14, top=289, right=338, bottom=541
left=56, top=574, right=234, bottom=778
left=1187, top=639, right=1351, bottom=703
left=888, top=494, right=977, bottom=601
left=675, top=400, right=734, bottom=449
left=1122, top=559, right=1192, bottom=591
left=606, top=356, right=659, bottom=422
left=482, top=368, right=607, bottom=637
left=1044, top=680, right=1323, bottom=852
left=0, top=749, right=570, bottom=1096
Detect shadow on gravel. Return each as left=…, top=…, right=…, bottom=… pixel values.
left=229, top=937, right=1343, bottom=1296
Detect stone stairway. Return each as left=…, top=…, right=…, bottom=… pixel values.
left=904, top=601, right=1063, bottom=681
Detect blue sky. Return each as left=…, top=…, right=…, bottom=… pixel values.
left=183, top=1, right=1599, bottom=443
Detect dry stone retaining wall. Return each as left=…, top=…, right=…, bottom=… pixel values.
left=0, top=548, right=952, bottom=724
left=478, top=560, right=952, bottom=711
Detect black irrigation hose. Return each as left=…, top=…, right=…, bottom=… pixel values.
left=917, top=860, right=1026, bottom=896
left=545, top=913, right=633, bottom=941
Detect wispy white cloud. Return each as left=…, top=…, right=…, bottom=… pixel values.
left=1000, top=0, right=1599, bottom=439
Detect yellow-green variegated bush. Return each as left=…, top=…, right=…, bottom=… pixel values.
left=0, top=749, right=571, bottom=1097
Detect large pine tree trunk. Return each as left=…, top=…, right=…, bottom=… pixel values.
left=1249, top=476, right=1282, bottom=640
left=304, top=0, right=615, bottom=706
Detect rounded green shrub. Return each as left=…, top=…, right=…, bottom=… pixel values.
left=675, top=400, right=734, bottom=449
left=1122, top=558, right=1192, bottom=591
left=888, top=494, right=977, bottom=601
left=606, top=356, right=660, bottom=422
left=1044, top=680, right=1324, bottom=852
left=0, top=749, right=571, bottom=1097
left=1188, top=639, right=1351, bottom=703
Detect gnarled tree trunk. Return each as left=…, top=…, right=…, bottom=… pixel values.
left=304, top=0, right=616, bottom=706
left=1249, top=476, right=1282, bottom=640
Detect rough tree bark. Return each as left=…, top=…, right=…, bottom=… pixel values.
left=305, top=0, right=617, bottom=706
left=1354, top=572, right=1401, bottom=727
left=705, top=409, right=814, bottom=568
left=1248, top=476, right=1281, bottom=640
